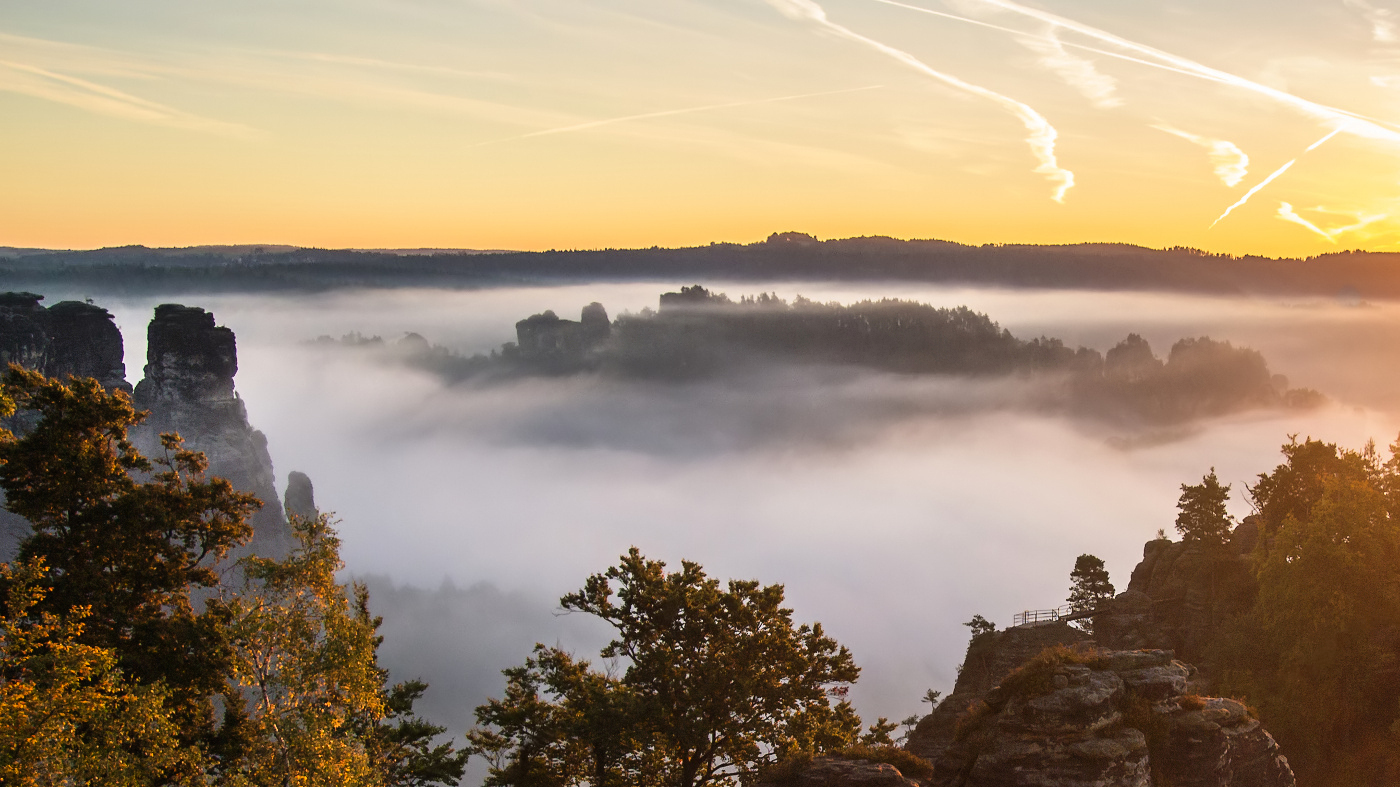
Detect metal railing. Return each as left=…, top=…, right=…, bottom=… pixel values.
left=1013, top=605, right=1076, bottom=627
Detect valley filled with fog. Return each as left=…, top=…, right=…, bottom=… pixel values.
left=47, top=281, right=1400, bottom=752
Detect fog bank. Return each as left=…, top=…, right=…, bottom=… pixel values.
left=36, top=282, right=1400, bottom=747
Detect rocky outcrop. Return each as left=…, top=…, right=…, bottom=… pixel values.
left=917, top=644, right=1292, bottom=787
left=1094, top=530, right=1255, bottom=665
left=761, top=756, right=923, bottom=786
left=907, top=623, right=1090, bottom=766
left=131, top=304, right=293, bottom=560
left=284, top=471, right=317, bottom=520
left=512, top=303, right=611, bottom=366
left=0, top=292, right=128, bottom=390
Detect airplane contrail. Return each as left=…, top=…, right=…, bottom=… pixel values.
left=470, top=84, right=883, bottom=147
left=868, top=0, right=1217, bottom=84
left=1152, top=125, right=1249, bottom=187
left=1276, top=203, right=1337, bottom=243
left=1210, top=128, right=1342, bottom=228
left=943, top=0, right=1400, bottom=143
left=769, top=0, right=1074, bottom=202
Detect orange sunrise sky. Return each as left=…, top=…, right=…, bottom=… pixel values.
left=5, top=0, right=1400, bottom=256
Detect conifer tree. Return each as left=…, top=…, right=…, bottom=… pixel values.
left=1175, top=468, right=1234, bottom=547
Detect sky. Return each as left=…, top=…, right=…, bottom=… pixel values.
left=6, top=0, right=1400, bottom=255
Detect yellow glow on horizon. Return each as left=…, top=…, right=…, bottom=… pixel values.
left=6, top=0, right=1400, bottom=259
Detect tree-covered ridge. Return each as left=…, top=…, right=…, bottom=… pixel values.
left=320, top=286, right=1321, bottom=428
left=5, top=233, right=1400, bottom=298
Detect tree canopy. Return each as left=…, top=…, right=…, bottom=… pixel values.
left=1174, top=468, right=1234, bottom=547
left=469, top=548, right=864, bottom=787
left=1066, top=554, right=1114, bottom=631
left=0, top=368, right=464, bottom=786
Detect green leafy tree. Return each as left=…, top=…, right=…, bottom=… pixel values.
left=219, top=514, right=389, bottom=787
left=0, top=558, right=200, bottom=786
left=368, top=679, right=471, bottom=787
left=0, top=369, right=463, bottom=786
left=859, top=718, right=898, bottom=746
left=1213, top=437, right=1400, bottom=785
left=0, top=367, right=260, bottom=745
left=1175, top=468, right=1234, bottom=547
left=468, top=644, right=658, bottom=787
left=470, top=548, right=862, bottom=787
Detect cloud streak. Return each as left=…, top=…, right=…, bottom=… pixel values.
left=0, top=59, right=254, bottom=137
left=1210, top=128, right=1342, bottom=228
left=879, top=0, right=1400, bottom=144
left=1345, top=0, right=1399, bottom=42
left=769, top=0, right=1074, bottom=202
left=1277, top=202, right=1336, bottom=242
left=1017, top=27, right=1121, bottom=109
left=1276, top=202, right=1387, bottom=242
left=1152, top=125, right=1249, bottom=187
left=472, top=84, right=884, bottom=147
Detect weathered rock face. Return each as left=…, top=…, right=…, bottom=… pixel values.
left=132, top=304, right=293, bottom=560
left=0, top=292, right=128, bottom=391
left=1094, top=532, right=1255, bottom=665
left=284, top=471, right=317, bottom=520
left=0, top=293, right=132, bottom=561
left=907, top=623, right=1091, bottom=766
left=917, top=645, right=1292, bottom=787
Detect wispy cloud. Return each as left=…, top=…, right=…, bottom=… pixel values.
left=0, top=59, right=254, bottom=137
left=884, top=0, right=1400, bottom=144
left=1345, top=0, right=1399, bottom=43
left=472, top=84, right=884, bottom=147
left=1152, top=125, right=1249, bottom=187
left=1277, top=202, right=1387, bottom=242
left=1016, top=27, right=1120, bottom=109
left=768, top=0, right=1074, bottom=202
left=1277, top=202, right=1336, bottom=242
left=1211, top=128, right=1343, bottom=228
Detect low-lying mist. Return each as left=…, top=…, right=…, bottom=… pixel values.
left=45, top=281, right=1400, bottom=759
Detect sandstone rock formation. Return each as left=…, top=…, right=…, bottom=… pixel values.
left=0, top=292, right=128, bottom=391
left=512, top=303, right=611, bottom=366
left=907, top=623, right=1090, bottom=766
left=1093, top=528, right=1256, bottom=665
left=284, top=470, right=317, bottom=520
left=908, top=619, right=1293, bottom=787
left=761, top=756, right=923, bottom=786
left=0, top=293, right=133, bottom=560
left=132, top=304, right=294, bottom=560
left=926, top=647, right=1292, bottom=787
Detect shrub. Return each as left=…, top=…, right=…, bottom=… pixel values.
left=833, top=744, right=934, bottom=781
left=998, top=645, right=1108, bottom=699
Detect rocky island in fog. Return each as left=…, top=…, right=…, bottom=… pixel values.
left=317, top=285, right=1321, bottom=432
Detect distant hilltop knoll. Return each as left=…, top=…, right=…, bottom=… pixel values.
left=2, top=232, right=1398, bottom=298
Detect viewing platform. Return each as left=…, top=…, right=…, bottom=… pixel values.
left=1012, top=605, right=1095, bottom=628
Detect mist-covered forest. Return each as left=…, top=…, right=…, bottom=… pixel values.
left=316, top=286, right=1320, bottom=429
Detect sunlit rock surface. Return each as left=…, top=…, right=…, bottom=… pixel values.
left=910, top=633, right=1293, bottom=787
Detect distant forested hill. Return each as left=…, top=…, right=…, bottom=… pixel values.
left=3, top=232, right=1398, bottom=297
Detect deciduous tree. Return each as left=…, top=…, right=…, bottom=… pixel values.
left=470, top=549, right=863, bottom=787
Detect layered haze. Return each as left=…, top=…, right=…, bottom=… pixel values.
left=47, top=282, right=1400, bottom=754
